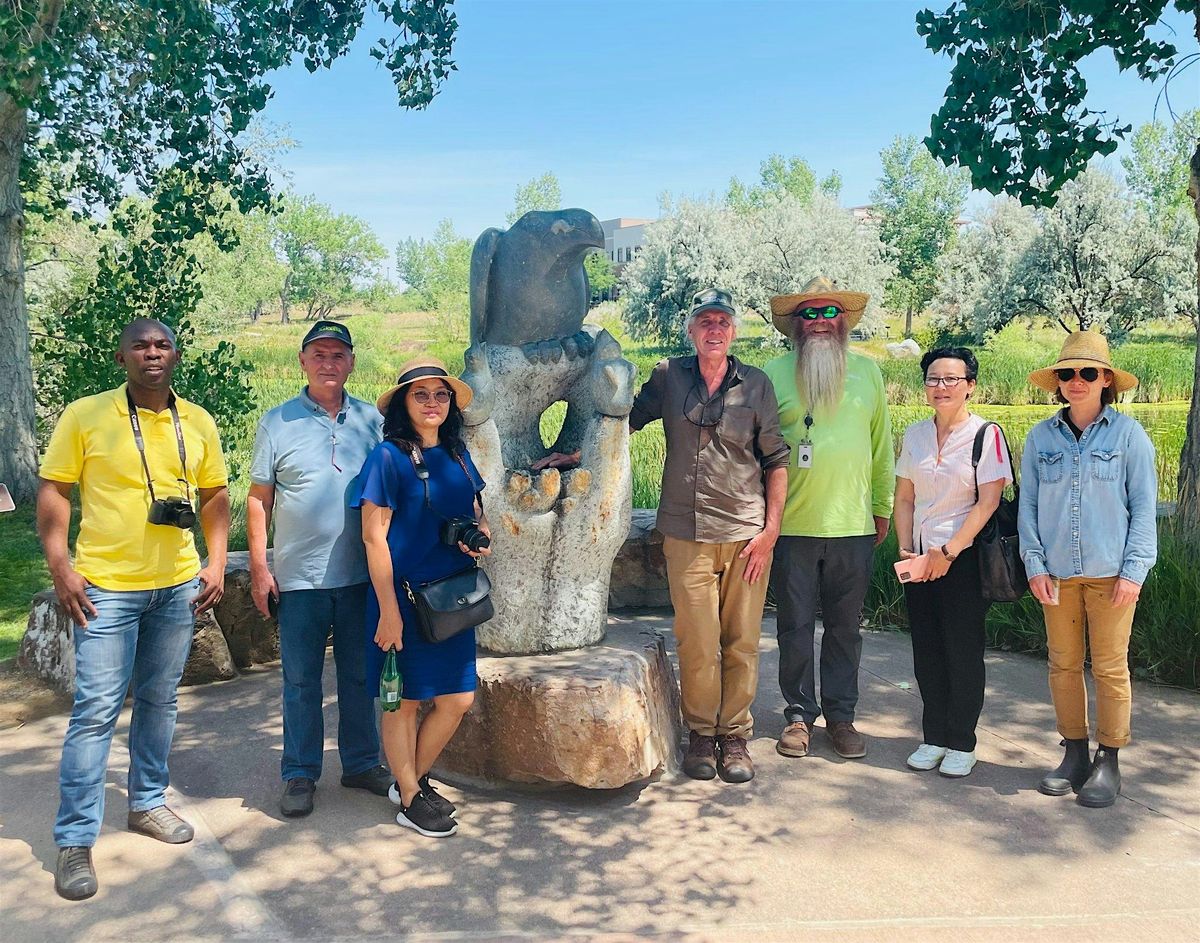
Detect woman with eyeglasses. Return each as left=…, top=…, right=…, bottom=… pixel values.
left=1018, top=331, right=1156, bottom=808
left=354, top=357, right=492, bottom=838
left=893, top=347, right=1012, bottom=778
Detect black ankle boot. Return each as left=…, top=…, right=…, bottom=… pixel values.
left=1077, top=747, right=1121, bottom=808
left=1039, top=738, right=1091, bottom=796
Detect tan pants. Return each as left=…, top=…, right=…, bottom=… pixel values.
left=662, top=535, right=770, bottom=738
left=1043, top=576, right=1136, bottom=748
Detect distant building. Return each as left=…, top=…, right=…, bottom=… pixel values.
left=599, top=217, right=653, bottom=300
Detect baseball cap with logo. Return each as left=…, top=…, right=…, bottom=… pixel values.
left=301, top=320, right=354, bottom=350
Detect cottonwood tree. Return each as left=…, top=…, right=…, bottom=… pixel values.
left=584, top=250, right=615, bottom=303
left=507, top=172, right=562, bottom=225
left=0, top=0, right=458, bottom=500
left=917, top=0, right=1200, bottom=531
left=726, top=154, right=842, bottom=212
left=274, top=196, right=386, bottom=321
left=395, top=218, right=472, bottom=341
left=748, top=193, right=894, bottom=341
left=871, top=135, right=969, bottom=337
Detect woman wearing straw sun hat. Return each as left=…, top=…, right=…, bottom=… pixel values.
left=353, top=356, right=491, bottom=838
left=1017, top=330, right=1158, bottom=808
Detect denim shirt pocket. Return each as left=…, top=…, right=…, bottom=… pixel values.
left=1037, top=451, right=1065, bottom=484
left=1090, top=449, right=1122, bottom=482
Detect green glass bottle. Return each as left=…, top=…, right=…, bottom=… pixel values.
left=379, top=646, right=401, bottom=711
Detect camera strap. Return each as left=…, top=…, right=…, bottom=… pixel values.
left=406, top=444, right=483, bottom=520
left=126, top=387, right=190, bottom=505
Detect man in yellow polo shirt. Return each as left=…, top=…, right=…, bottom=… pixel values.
left=37, top=318, right=230, bottom=901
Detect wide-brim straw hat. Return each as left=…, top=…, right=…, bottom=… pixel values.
left=770, top=275, right=870, bottom=336
left=376, top=356, right=474, bottom=413
left=1028, top=330, right=1138, bottom=394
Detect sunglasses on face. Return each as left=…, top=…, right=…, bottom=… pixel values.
left=411, top=389, right=451, bottom=404
left=1056, top=367, right=1101, bottom=383
left=793, top=305, right=843, bottom=320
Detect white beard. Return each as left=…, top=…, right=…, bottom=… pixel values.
left=795, top=333, right=847, bottom=415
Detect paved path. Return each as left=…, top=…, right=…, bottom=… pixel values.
left=2, top=614, right=1198, bottom=942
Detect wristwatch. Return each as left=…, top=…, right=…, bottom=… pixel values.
left=940, top=545, right=958, bottom=562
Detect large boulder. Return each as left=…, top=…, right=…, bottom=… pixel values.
left=18, top=591, right=237, bottom=693
left=435, top=624, right=681, bottom=789
left=213, top=556, right=280, bottom=668
left=608, top=508, right=670, bottom=610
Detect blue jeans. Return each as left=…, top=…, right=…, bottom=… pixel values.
left=277, top=584, right=379, bottom=782
left=55, top=577, right=200, bottom=848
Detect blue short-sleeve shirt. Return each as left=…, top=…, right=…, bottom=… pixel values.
left=250, top=388, right=383, bottom=591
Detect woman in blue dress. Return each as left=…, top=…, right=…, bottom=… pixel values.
left=356, top=357, right=490, bottom=838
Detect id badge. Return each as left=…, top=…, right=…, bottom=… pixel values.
left=796, top=442, right=813, bottom=469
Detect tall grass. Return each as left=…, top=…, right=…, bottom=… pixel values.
left=866, top=519, right=1200, bottom=689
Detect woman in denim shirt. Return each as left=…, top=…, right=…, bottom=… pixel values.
left=1018, top=331, right=1157, bottom=809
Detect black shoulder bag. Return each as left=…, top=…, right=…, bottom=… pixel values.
left=971, top=422, right=1028, bottom=603
left=401, top=446, right=494, bottom=643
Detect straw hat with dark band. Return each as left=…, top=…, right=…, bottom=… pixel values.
left=1028, top=330, right=1138, bottom=394
left=769, top=275, right=870, bottom=336
left=376, top=356, right=474, bottom=413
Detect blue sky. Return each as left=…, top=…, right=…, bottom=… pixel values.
left=263, top=0, right=1199, bottom=263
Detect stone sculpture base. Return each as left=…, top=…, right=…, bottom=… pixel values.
left=435, top=624, right=682, bottom=789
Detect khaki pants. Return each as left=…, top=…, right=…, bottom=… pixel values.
left=1043, top=576, right=1135, bottom=748
left=662, top=535, right=770, bottom=738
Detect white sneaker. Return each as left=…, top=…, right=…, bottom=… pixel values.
left=906, top=743, right=948, bottom=771
left=939, top=749, right=977, bottom=778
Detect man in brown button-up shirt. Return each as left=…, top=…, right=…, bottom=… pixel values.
left=632, top=289, right=789, bottom=784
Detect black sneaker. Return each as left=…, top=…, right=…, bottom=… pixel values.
left=280, top=777, right=316, bottom=817
left=395, top=791, right=457, bottom=838
left=389, top=777, right=456, bottom=818
left=341, top=765, right=394, bottom=797
left=55, top=846, right=98, bottom=901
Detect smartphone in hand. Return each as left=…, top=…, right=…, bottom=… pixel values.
left=894, top=553, right=931, bottom=583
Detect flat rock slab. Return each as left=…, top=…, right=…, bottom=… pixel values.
left=437, top=624, right=681, bottom=788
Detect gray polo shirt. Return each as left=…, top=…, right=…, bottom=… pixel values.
left=250, top=388, right=383, bottom=591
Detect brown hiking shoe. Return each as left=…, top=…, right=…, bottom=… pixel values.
left=718, top=735, right=754, bottom=783
left=827, top=721, right=867, bottom=758
left=682, top=731, right=718, bottom=780
left=777, top=721, right=811, bottom=757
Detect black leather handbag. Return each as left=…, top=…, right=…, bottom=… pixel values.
left=402, top=565, right=494, bottom=644
left=400, top=445, right=494, bottom=643
left=971, top=422, right=1029, bottom=603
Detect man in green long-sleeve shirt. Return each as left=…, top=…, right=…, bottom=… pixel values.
left=763, top=276, right=894, bottom=762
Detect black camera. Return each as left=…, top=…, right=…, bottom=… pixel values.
left=148, top=496, right=197, bottom=529
left=441, top=516, right=490, bottom=554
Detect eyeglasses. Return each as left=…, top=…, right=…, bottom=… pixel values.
left=1056, top=367, right=1101, bottom=383
left=411, top=389, right=452, bottom=404
left=793, top=305, right=842, bottom=320
left=923, top=376, right=969, bottom=388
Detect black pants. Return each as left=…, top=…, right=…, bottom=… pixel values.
left=903, top=546, right=989, bottom=752
left=771, top=535, right=876, bottom=725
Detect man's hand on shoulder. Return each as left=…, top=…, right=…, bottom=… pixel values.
left=50, top=563, right=98, bottom=628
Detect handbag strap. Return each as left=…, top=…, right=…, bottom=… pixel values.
left=971, top=420, right=1017, bottom=504
left=405, top=444, right=484, bottom=517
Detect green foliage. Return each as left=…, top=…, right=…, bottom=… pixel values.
left=727, top=154, right=840, bottom=211
left=395, top=218, right=472, bottom=342
left=274, top=194, right=387, bottom=321
left=193, top=200, right=285, bottom=331
left=33, top=198, right=256, bottom=465
left=871, top=135, right=969, bottom=322
left=507, top=172, right=563, bottom=224
left=584, top=250, right=616, bottom=301
left=1122, top=110, right=1200, bottom=226
left=916, top=0, right=1182, bottom=206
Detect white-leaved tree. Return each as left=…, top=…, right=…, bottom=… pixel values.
left=621, top=193, right=893, bottom=349
left=748, top=193, right=894, bottom=344
left=933, top=168, right=1194, bottom=340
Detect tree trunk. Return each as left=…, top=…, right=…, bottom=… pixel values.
left=905, top=303, right=913, bottom=338
left=1176, top=139, right=1200, bottom=536
left=0, top=95, right=40, bottom=502
left=279, top=274, right=291, bottom=324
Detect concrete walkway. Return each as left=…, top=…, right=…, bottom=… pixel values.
left=2, top=614, right=1198, bottom=942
